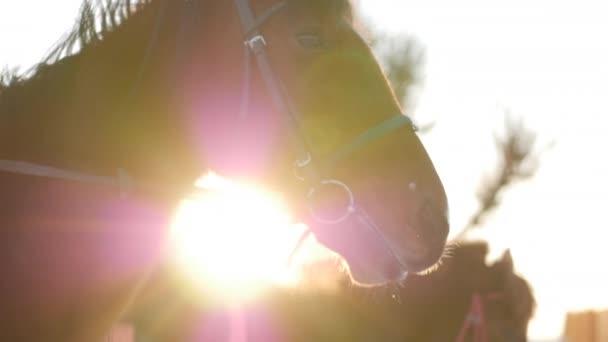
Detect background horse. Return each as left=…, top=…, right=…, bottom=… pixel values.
left=0, top=0, right=448, bottom=340
left=367, top=242, right=536, bottom=341
left=120, top=242, right=536, bottom=341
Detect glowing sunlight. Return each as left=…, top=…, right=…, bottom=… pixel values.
left=169, top=172, right=307, bottom=302
left=4, top=0, right=607, bottom=339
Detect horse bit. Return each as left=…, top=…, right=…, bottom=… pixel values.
left=0, top=0, right=415, bottom=256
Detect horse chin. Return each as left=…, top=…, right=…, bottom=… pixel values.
left=319, top=228, right=447, bottom=286
left=346, top=258, right=409, bottom=287
left=314, top=233, right=409, bottom=286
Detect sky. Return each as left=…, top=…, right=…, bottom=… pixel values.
left=1, top=0, right=607, bottom=340
left=358, top=0, right=608, bottom=340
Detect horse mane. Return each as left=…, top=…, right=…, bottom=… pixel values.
left=0, top=1, right=141, bottom=90
left=0, top=0, right=360, bottom=182
left=0, top=0, right=198, bottom=180
left=44, top=1, right=148, bottom=64
left=45, top=0, right=354, bottom=64
left=0, top=0, right=354, bottom=101
left=0, top=0, right=152, bottom=108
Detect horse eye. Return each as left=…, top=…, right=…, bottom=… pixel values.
left=295, top=33, right=325, bottom=49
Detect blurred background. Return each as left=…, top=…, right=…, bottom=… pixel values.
left=1, top=0, right=607, bottom=341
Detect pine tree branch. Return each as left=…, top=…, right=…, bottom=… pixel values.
left=455, top=112, right=547, bottom=240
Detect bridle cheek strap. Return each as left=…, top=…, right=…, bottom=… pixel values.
left=234, top=0, right=318, bottom=182
left=233, top=0, right=417, bottom=270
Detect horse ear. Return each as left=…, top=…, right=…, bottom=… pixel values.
left=498, top=249, right=514, bottom=273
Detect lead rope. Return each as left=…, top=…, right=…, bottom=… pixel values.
left=455, top=294, right=487, bottom=342
left=455, top=293, right=503, bottom=342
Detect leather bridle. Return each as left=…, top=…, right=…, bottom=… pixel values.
left=233, top=0, right=415, bottom=225
left=0, top=0, right=416, bottom=272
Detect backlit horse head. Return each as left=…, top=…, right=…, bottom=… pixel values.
left=2, top=0, right=449, bottom=286
left=0, top=0, right=449, bottom=339
left=214, top=0, right=450, bottom=284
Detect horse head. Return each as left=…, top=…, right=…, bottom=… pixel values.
left=483, top=250, right=536, bottom=341
left=173, top=0, right=449, bottom=285
left=0, top=0, right=450, bottom=339
left=371, top=243, right=536, bottom=341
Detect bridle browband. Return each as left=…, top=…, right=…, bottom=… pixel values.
left=0, top=0, right=416, bottom=271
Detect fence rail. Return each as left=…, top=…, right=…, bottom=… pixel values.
left=565, top=310, right=608, bottom=342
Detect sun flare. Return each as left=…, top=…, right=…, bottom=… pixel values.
left=170, top=172, right=312, bottom=301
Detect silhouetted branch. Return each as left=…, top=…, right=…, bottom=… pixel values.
left=455, top=112, right=547, bottom=240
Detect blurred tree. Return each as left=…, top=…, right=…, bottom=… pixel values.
left=369, top=31, right=435, bottom=133
left=367, top=30, right=549, bottom=241
left=455, top=112, right=549, bottom=240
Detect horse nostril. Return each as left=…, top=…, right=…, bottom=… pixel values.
left=384, top=259, right=406, bottom=280
left=415, top=201, right=449, bottom=245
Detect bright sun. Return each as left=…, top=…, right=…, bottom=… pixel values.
left=169, top=172, right=311, bottom=302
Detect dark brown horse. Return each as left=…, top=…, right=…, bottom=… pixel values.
left=372, top=242, right=536, bottom=342
left=284, top=242, right=535, bottom=342
left=0, top=0, right=448, bottom=340
left=122, top=243, right=535, bottom=341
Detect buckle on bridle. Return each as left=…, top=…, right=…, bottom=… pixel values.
left=244, top=35, right=267, bottom=50
left=307, top=179, right=355, bottom=225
